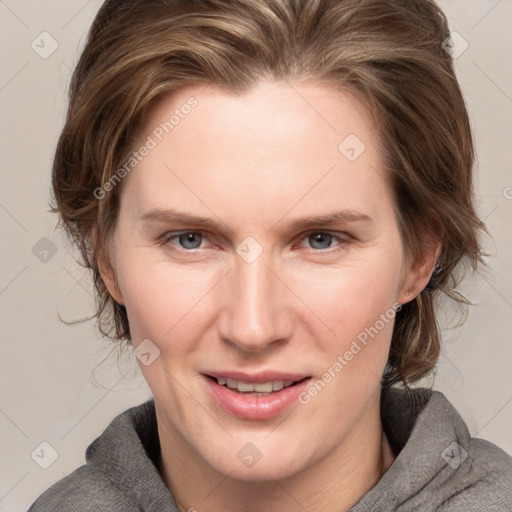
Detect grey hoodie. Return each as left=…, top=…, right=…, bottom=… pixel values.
left=28, top=387, right=512, bottom=511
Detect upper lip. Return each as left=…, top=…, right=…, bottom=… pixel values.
left=204, top=370, right=310, bottom=383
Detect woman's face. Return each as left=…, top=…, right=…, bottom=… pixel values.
left=102, top=81, right=422, bottom=480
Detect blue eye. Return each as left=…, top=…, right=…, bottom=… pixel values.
left=167, top=232, right=204, bottom=249
left=307, top=233, right=335, bottom=250
left=160, top=230, right=348, bottom=255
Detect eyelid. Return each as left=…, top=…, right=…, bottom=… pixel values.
left=294, top=230, right=351, bottom=250
left=160, top=230, right=212, bottom=250
left=160, top=229, right=351, bottom=253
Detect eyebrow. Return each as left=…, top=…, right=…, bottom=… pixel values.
left=139, top=207, right=372, bottom=233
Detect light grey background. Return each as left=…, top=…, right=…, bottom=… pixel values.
left=0, top=1, right=511, bottom=511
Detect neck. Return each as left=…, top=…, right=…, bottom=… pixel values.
left=157, top=393, right=395, bottom=512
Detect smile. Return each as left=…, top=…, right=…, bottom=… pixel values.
left=202, top=372, right=311, bottom=420
left=215, top=377, right=297, bottom=394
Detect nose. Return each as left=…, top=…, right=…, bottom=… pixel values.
left=217, top=253, right=293, bottom=353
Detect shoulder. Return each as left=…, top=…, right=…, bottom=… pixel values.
left=429, top=391, right=512, bottom=511
left=27, top=399, right=176, bottom=511
left=27, top=399, right=161, bottom=512
left=27, top=465, right=139, bottom=512
left=377, top=388, right=512, bottom=512
left=469, top=436, right=512, bottom=474
left=436, top=430, right=512, bottom=511
left=462, top=437, right=512, bottom=506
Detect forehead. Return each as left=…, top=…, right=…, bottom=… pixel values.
left=121, top=81, right=393, bottom=227
left=140, top=80, right=378, bottom=155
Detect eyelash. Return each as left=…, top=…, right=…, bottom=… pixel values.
left=159, top=230, right=351, bottom=255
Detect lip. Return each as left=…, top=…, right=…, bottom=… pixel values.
left=204, top=370, right=309, bottom=383
left=202, top=372, right=311, bottom=421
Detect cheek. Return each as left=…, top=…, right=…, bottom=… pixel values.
left=116, top=251, right=219, bottom=349
left=293, top=252, right=403, bottom=340
left=115, top=221, right=404, bottom=361
left=287, top=245, right=404, bottom=397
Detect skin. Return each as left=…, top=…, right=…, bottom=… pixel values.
left=98, top=81, right=439, bottom=512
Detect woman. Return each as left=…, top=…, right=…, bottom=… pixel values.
left=29, top=0, right=511, bottom=510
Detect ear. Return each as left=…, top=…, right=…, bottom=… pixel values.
left=92, top=227, right=125, bottom=305
left=398, top=235, right=441, bottom=306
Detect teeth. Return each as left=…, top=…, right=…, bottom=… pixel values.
left=217, top=378, right=296, bottom=393
left=254, top=382, right=273, bottom=392
left=272, top=381, right=284, bottom=392
left=226, top=378, right=238, bottom=389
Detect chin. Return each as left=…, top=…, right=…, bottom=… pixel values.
left=200, top=433, right=314, bottom=482
left=214, top=456, right=305, bottom=483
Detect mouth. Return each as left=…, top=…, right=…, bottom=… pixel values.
left=205, top=375, right=309, bottom=395
left=202, top=372, right=312, bottom=420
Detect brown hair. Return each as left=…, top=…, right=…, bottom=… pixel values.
left=52, top=0, right=487, bottom=386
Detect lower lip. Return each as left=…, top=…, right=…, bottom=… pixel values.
left=203, top=376, right=311, bottom=421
